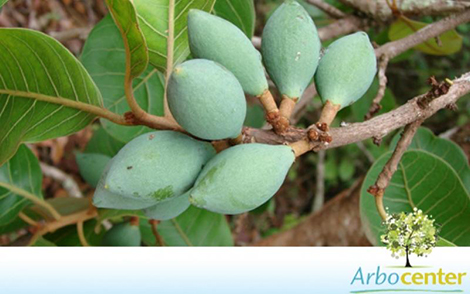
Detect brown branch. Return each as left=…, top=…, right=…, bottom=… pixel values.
left=244, top=72, right=470, bottom=150
left=375, top=9, right=470, bottom=59
left=339, top=0, right=470, bottom=22
left=365, top=56, right=389, bottom=120
left=367, top=120, right=423, bottom=220
left=365, top=9, right=469, bottom=120
left=306, top=0, right=346, bottom=19
left=245, top=9, right=470, bottom=152
left=149, top=219, right=166, bottom=246
left=318, top=14, right=365, bottom=41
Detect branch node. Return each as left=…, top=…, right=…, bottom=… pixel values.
left=417, top=76, right=453, bottom=109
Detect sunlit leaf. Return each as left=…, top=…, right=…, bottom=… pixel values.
left=389, top=17, right=463, bottom=56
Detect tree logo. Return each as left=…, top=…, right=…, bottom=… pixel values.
left=381, top=208, right=438, bottom=268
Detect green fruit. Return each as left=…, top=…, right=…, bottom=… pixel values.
left=144, top=191, right=190, bottom=221
left=189, top=143, right=295, bottom=214
left=101, top=222, right=141, bottom=246
left=93, top=131, right=215, bottom=210
left=262, top=0, right=321, bottom=100
left=76, top=152, right=111, bottom=188
left=315, top=32, right=377, bottom=109
left=168, top=59, right=247, bottom=140
left=188, top=10, right=268, bottom=96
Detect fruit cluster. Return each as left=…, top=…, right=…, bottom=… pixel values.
left=93, top=0, right=377, bottom=220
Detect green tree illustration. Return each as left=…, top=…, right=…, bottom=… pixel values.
left=381, top=208, right=438, bottom=267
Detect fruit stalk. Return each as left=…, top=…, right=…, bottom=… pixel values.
left=229, top=133, right=243, bottom=146
left=289, top=139, right=311, bottom=158
left=317, top=100, right=341, bottom=130
left=257, top=90, right=290, bottom=133
left=279, top=96, right=297, bottom=124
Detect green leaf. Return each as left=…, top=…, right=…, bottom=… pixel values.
left=0, top=29, right=103, bottom=165
left=133, top=0, right=216, bottom=73
left=44, top=219, right=104, bottom=246
left=81, top=16, right=165, bottom=143
left=390, top=127, right=470, bottom=188
left=436, top=238, right=456, bottom=247
left=28, top=197, right=91, bottom=220
left=244, top=104, right=266, bottom=128
left=76, top=152, right=111, bottom=188
left=94, top=208, right=145, bottom=233
left=0, top=145, right=42, bottom=228
left=214, top=0, right=256, bottom=38
left=389, top=17, right=463, bottom=56
left=157, top=206, right=233, bottom=246
left=32, top=237, right=56, bottom=246
left=0, top=216, right=26, bottom=235
left=103, top=206, right=231, bottom=246
left=0, top=0, right=7, bottom=9
left=106, top=0, right=149, bottom=79
left=361, top=150, right=470, bottom=246
left=85, top=126, right=125, bottom=157
left=96, top=206, right=233, bottom=246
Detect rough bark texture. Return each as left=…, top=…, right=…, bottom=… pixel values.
left=339, top=0, right=470, bottom=21
left=254, top=179, right=371, bottom=246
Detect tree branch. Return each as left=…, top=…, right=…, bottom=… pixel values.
left=244, top=72, right=470, bottom=150
left=306, top=0, right=346, bottom=19
left=367, top=120, right=423, bottom=220
left=375, top=9, right=470, bottom=59
left=339, top=0, right=470, bottom=22
left=365, top=56, right=389, bottom=120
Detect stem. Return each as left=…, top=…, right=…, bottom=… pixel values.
left=317, top=100, right=341, bottom=130
left=77, top=221, right=90, bottom=247
left=171, top=218, right=193, bottom=246
left=149, top=219, right=166, bottom=246
left=0, top=182, right=61, bottom=221
left=279, top=96, right=297, bottom=124
left=0, top=89, right=130, bottom=126
left=257, top=90, right=289, bottom=134
left=39, top=207, right=98, bottom=234
left=375, top=190, right=388, bottom=221
left=18, top=211, right=39, bottom=227
left=289, top=139, right=311, bottom=157
left=228, top=133, right=243, bottom=146
left=129, top=216, right=140, bottom=226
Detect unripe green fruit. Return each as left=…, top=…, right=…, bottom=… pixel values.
left=262, top=0, right=321, bottom=100
left=315, top=32, right=377, bottom=109
left=189, top=144, right=295, bottom=214
left=188, top=10, right=268, bottom=96
left=168, top=59, right=247, bottom=140
left=101, top=222, right=141, bottom=246
left=144, top=192, right=190, bottom=221
left=76, top=152, right=111, bottom=188
left=93, top=131, right=215, bottom=210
